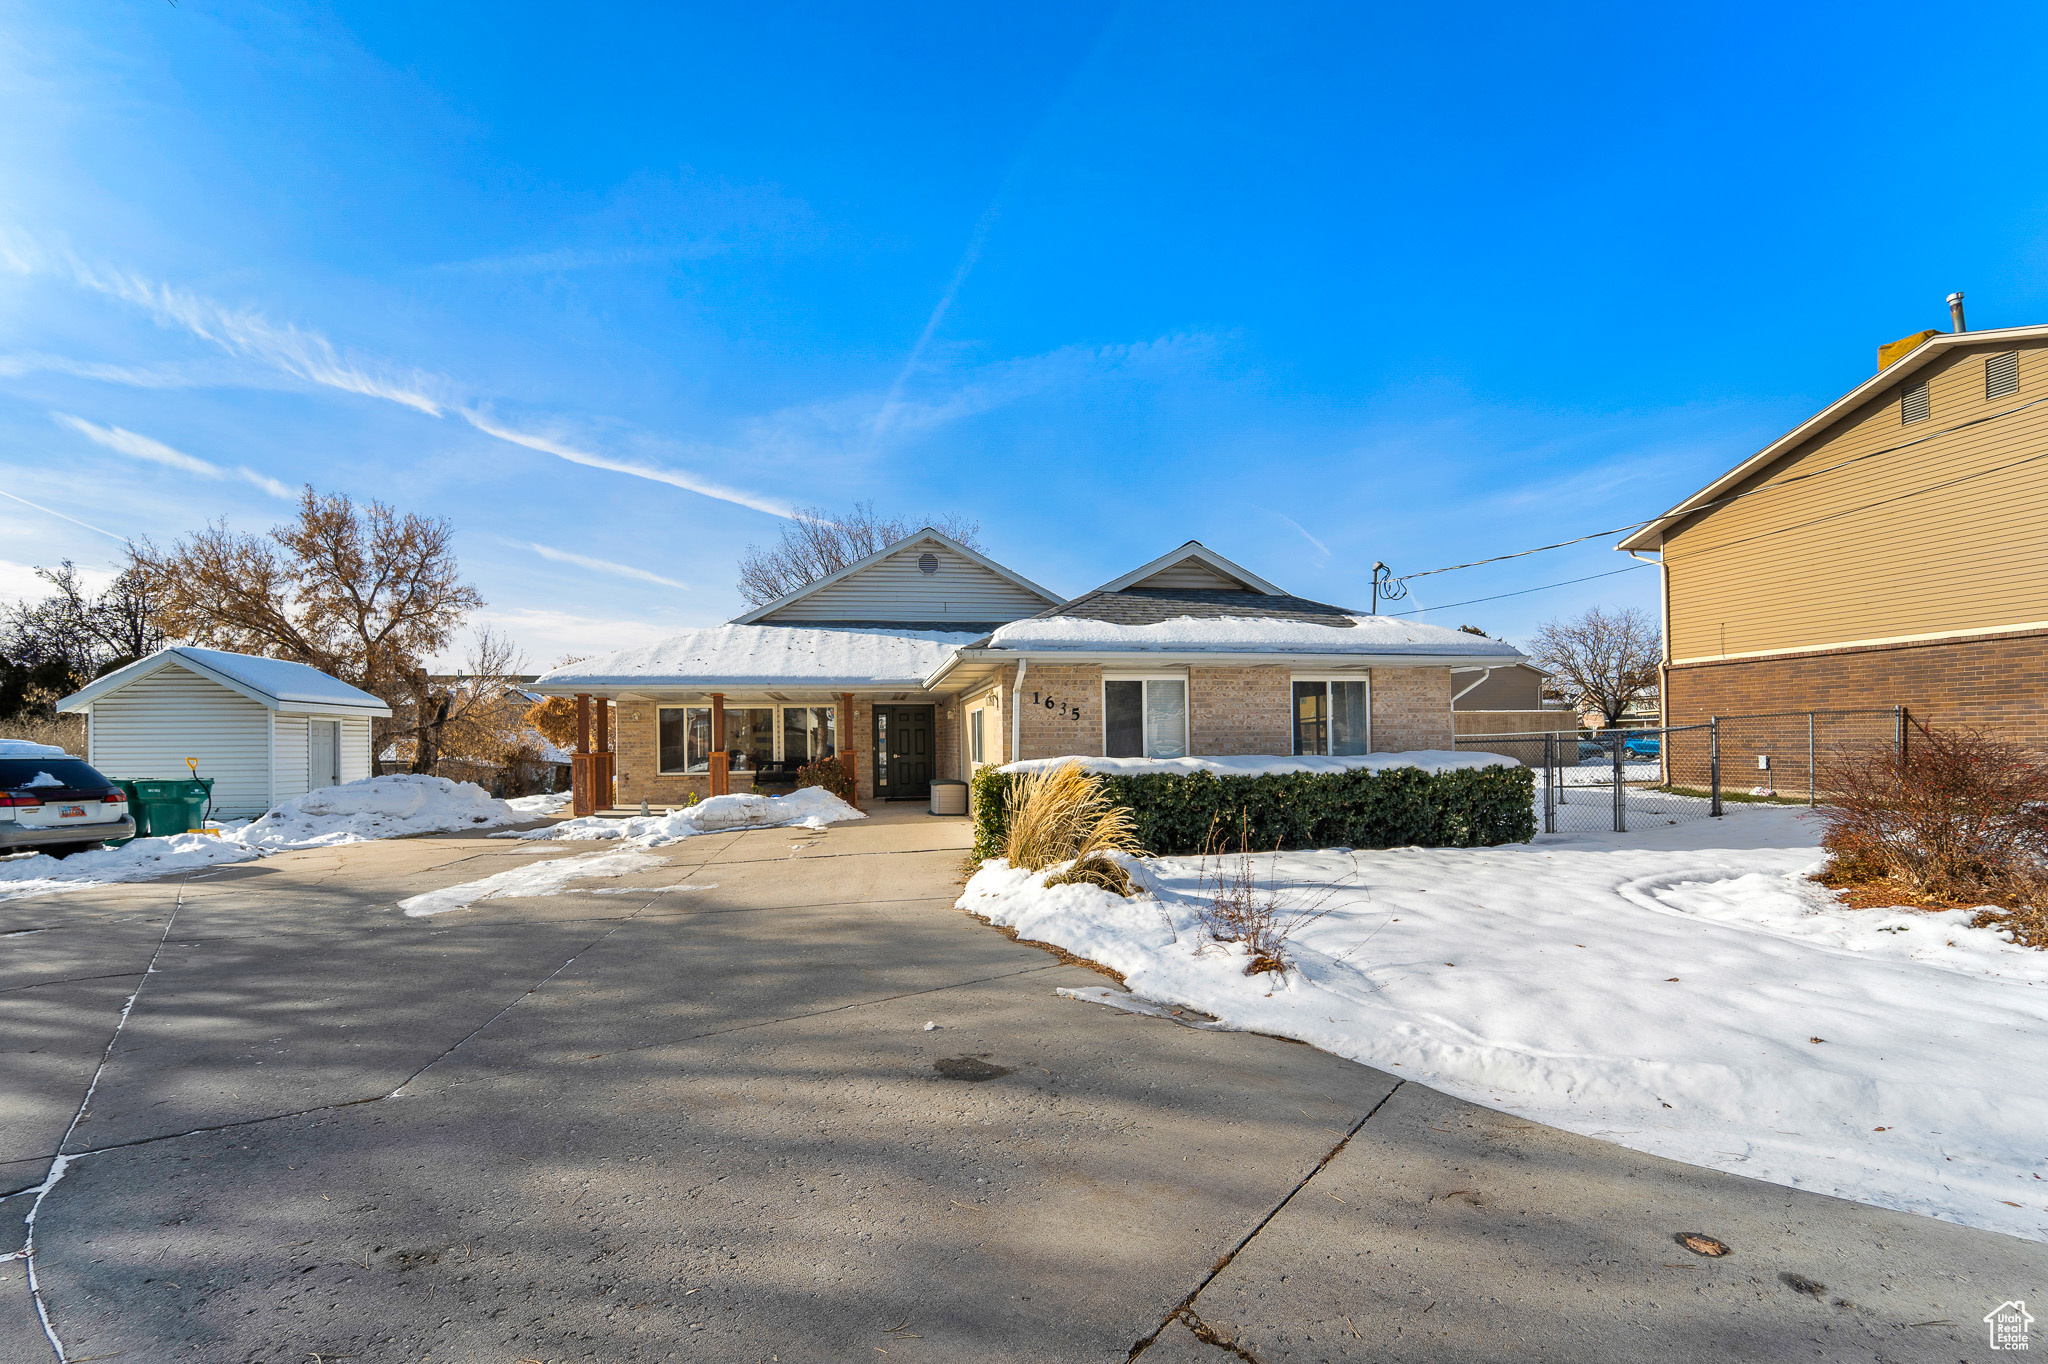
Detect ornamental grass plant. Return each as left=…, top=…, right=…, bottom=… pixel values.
left=1004, top=760, right=1141, bottom=896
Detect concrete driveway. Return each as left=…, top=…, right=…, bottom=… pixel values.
left=2, top=805, right=2041, bottom=1363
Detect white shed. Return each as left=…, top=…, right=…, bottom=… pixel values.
left=57, top=647, right=390, bottom=817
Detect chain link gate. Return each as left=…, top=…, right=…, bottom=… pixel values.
left=1456, top=707, right=1906, bottom=835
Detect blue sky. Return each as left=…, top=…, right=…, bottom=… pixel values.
left=4, top=1, right=2046, bottom=665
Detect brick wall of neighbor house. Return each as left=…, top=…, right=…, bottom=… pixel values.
left=1665, top=628, right=2048, bottom=751
left=1015, top=663, right=1104, bottom=759
left=1370, top=668, right=1454, bottom=752
left=1189, top=666, right=1292, bottom=754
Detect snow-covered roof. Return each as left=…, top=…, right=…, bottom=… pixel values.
left=58, top=647, right=392, bottom=716
left=528, top=624, right=986, bottom=693
left=982, top=613, right=1525, bottom=658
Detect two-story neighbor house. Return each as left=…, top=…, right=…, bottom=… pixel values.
left=530, top=532, right=1524, bottom=810
left=1618, top=307, right=2048, bottom=748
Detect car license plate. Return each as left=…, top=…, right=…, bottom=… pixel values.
left=58, top=805, right=86, bottom=819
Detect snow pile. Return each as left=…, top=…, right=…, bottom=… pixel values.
left=399, top=847, right=665, bottom=917
left=502, top=786, right=864, bottom=845
left=0, top=739, right=70, bottom=758
left=236, top=775, right=523, bottom=851
left=988, top=613, right=1524, bottom=657
left=505, top=790, right=572, bottom=818
left=24, top=771, right=66, bottom=787
left=2, top=775, right=561, bottom=901
left=0, top=832, right=260, bottom=898
left=959, top=807, right=2048, bottom=1241
left=999, top=751, right=1515, bottom=778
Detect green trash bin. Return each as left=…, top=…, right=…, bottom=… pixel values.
left=116, top=777, right=214, bottom=839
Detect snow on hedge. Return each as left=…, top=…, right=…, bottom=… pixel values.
left=997, top=751, right=1515, bottom=778
left=500, top=786, right=864, bottom=845
left=959, top=806, right=2048, bottom=1242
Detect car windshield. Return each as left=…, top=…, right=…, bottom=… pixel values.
left=0, top=758, right=113, bottom=790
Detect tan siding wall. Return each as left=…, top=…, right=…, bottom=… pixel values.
left=1665, top=340, right=2048, bottom=661
left=1452, top=709, right=1572, bottom=736
left=86, top=664, right=273, bottom=816
left=1188, top=666, right=1291, bottom=754
left=1370, top=668, right=1453, bottom=752
left=1128, top=560, right=1253, bottom=591
left=763, top=543, right=1052, bottom=624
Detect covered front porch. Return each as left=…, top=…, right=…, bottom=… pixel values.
left=558, top=687, right=963, bottom=816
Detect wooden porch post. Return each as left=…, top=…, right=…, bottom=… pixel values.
left=571, top=693, right=594, bottom=817
left=709, top=692, right=728, bottom=796
left=594, top=695, right=613, bottom=812
left=839, top=692, right=858, bottom=809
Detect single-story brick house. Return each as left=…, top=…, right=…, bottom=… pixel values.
left=529, top=531, right=1525, bottom=811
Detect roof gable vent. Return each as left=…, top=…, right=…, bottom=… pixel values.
left=1901, top=380, right=1929, bottom=424
left=1987, top=351, right=2020, bottom=400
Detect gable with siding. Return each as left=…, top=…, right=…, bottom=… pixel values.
left=87, top=663, right=275, bottom=816
left=1655, top=337, right=2048, bottom=662
left=756, top=537, right=1058, bottom=626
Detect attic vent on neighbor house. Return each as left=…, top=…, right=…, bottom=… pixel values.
left=1901, top=380, right=1930, bottom=424
left=1987, top=351, right=2020, bottom=400
left=917, top=552, right=939, bottom=575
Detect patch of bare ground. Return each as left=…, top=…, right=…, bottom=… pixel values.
left=1809, top=870, right=2046, bottom=949
left=962, top=907, right=1128, bottom=985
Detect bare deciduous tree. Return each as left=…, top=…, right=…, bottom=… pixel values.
left=1, top=561, right=166, bottom=682
left=736, top=501, right=982, bottom=606
left=129, top=488, right=491, bottom=765
left=1526, top=605, right=1662, bottom=727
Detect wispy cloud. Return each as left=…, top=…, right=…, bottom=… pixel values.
left=462, top=409, right=797, bottom=518
left=52, top=411, right=296, bottom=498
left=519, top=539, right=690, bottom=589
left=62, top=259, right=447, bottom=416
left=0, top=352, right=232, bottom=389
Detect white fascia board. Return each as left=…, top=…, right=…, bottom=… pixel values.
left=526, top=676, right=934, bottom=696
left=1617, top=323, right=2048, bottom=551
left=925, top=646, right=1527, bottom=688
left=1091, top=541, right=1287, bottom=595
left=728, top=527, right=1063, bottom=624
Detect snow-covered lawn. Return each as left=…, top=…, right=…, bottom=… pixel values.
left=961, top=806, right=2048, bottom=1242
left=0, top=775, right=542, bottom=901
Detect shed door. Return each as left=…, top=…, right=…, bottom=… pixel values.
left=310, top=720, right=341, bottom=790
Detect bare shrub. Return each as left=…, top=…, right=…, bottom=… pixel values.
left=0, top=708, right=86, bottom=755
left=1195, top=815, right=1348, bottom=975
left=1043, top=853, right=1135, bottom=897
left=796, top=755, right=855, bottom=803
left=1004, top=760, right=1140, bottom=894
left=1819, top=724, right=2048, bottom=935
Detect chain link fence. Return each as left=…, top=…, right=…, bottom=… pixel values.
left=1455, top=707, right=1906, bottom=835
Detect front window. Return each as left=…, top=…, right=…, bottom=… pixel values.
left=658, top=706, right=711, bottom=773
left=783, top=706, right=836, bottom=764
left=1293, top=680, right=1370, bottom=755
left=724, top=707, right=774, bottom=771
left=970, top=709, right=985, bottom=764
left=1105, top=679, right=1187, bottom=759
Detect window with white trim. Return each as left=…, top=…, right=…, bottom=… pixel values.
left=970, top=708, right=986, bottom=764
left=1292, top=679, right=1370, bottom=755
left=1104, top=678, right=1187, bottom=758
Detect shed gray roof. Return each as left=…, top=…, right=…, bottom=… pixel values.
left=57, top=647, right=392, bottom=717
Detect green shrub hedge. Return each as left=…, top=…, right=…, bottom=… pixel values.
left=971, top=760, right=1534, bottom=860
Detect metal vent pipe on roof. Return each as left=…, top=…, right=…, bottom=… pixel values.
left=1948, top=291, right=1966, bottom=332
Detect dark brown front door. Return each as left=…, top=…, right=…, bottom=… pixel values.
left=872, top=705, right=934, bottom=800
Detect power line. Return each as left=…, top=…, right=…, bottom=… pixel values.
left=1393, top=392, right=2048, bottom=583
left=1383, top=563, right=1650, bottom=617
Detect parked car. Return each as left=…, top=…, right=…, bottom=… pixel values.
left=1624, top=734, right=1660, bottom=758
left=1579, top=733, right=1661, bottom=762
left=0, top=754, right=135, bottom=857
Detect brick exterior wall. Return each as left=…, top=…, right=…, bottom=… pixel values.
left=1189, top=665, right=1292, bottom=754
left=1015, top=663, right=1105, bottom=759
left=1370, top=668, right=1454, bottom=752
left=612, top=696, right=884, bottom=809
left=1666, top=629, right=2048, bottom=751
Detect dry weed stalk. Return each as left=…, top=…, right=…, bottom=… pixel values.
left=1195, top=814, right=1350, bottom=975
left=1005, top=760, right=1141, bottom=895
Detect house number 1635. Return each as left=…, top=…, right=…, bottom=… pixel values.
left=1032, top=691, right=1082, bottom=722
